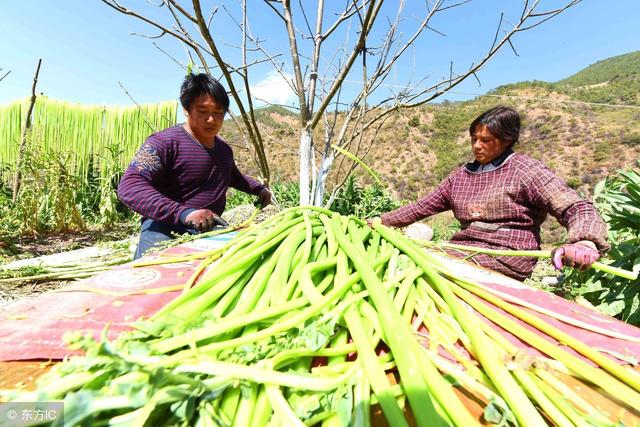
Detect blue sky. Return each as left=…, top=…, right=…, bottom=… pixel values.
left=0, top=1, right=638, bottom=109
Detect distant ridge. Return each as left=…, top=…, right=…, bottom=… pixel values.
left=559, top=50, right=640, bottom=87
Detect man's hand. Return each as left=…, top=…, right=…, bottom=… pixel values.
left=256, top=187, right=272, bottom=208
left=551, top=240, right=599, bottom=271
left=185, top=209, right=229, bottom=232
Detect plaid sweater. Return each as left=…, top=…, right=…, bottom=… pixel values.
left=118, top=125, right=264, bottom=225
left=381, top=153, right=610, bottom=279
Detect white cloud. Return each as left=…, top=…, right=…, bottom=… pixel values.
left=251, top=71, right=296, bottom=106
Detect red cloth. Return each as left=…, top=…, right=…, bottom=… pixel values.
left=0, top=243, right=212, bottom=361
left=381, top=153, right=609, bottom=279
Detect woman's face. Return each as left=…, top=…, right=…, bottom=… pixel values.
left=471, top=125, right=510, bottom=165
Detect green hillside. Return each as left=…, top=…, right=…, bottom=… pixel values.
left=559, top=51, right=640, bottom=86
left=557, top=50, right=640, bottom=106
left=224, top=51, right=640, bottom=243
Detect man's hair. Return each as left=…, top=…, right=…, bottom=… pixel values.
left=469, top=106, right=521, bottom=147
left=180, top=73, right=230, bottom=112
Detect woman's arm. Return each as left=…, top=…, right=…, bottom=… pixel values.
left=526, top=167, right=609, bottom=253
left=380, top=175, right=453, bottom=227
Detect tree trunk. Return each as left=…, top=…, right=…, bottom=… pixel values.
left=13, top=58, right=42, bottom=202
left=312, top=151, right=334, bottom=206
left=298, top=128, right=313, bottom=206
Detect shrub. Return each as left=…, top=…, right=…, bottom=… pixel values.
left=408, top=115, right=420, bottom=127
left=565, top=176, right=581, bottom=189
left=329, top=175, right=402, bottom=218
left=593, top=142, right=611, bottom=162
left=621, top=131, right=640, bottom=146
left=226, top=181, right=300, bottom=209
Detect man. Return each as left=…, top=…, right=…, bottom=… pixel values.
left=118, top=73, right=271, bottom=259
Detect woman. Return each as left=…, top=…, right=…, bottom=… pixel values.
left=379, top=106, right=609, bottom=280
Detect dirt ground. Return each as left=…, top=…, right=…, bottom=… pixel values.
left=0, top=224, right=135, bottom=262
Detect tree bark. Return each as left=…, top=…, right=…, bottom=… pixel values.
left=12, top=58, right=42, bottom=203
left=298, top=128, right=313, bottom=205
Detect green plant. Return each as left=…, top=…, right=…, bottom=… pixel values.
left=565, top=176, right=581, bottom=189
left=226, top=182, right=301, bottom=210
left=561, top=164, right=640, bottom=324
left=96, top=143, right=129, bottom=226
left=0, top=97, right=177, bottom=188
left=1, top=130, right=139, bottom=239
left=5, top=208, right=640, bottom=426
left=9, top=130, right=86, bottom=235
left=0, top=97, right=176, bottom=241
left=329, top=175, right=402, bottom=218
left=592, top=141, right=611, bottom=162
left=621, top=131, right=640, bottom=146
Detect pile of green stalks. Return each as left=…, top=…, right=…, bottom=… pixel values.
left=3, top=207, right=640, bottom=426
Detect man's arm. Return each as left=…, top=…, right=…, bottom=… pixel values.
left=117, top=140, right=191, bottom=225
left=228, top=162, right=266, bottom=195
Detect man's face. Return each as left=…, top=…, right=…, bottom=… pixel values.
left=185, top=94, right=225, bottom=143
left=471, top=125, right=510, bottom=165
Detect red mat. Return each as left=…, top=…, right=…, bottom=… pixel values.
left=0, top=236, right=233, bottom=361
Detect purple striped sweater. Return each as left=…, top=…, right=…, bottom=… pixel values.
left=117, top=125, right=264, bottom=225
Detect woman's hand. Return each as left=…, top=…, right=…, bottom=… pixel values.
left=366, top=217, right=382, bottom=227
left=551, top=240, right=599, bottom=271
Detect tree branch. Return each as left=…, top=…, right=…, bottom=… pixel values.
left=0, top=68, right=10, bottom=82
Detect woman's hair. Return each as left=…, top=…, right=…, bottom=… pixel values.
left=180, top=73, right=230, bottom=112
left=469, top=106, right=521, bottom=147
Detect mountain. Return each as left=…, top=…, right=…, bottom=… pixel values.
left=226, top=51, right=640, bottom=207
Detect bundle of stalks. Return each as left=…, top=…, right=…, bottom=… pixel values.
left=0, top=250, right=132, bottom=284
left=2, top=207, right=639, bottom=426
left=0, top=205, right=266, bottom=286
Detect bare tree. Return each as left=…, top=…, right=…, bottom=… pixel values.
left=13, top=59, right=42, bottom=202
left=102, top=0, right=580, bottom=206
